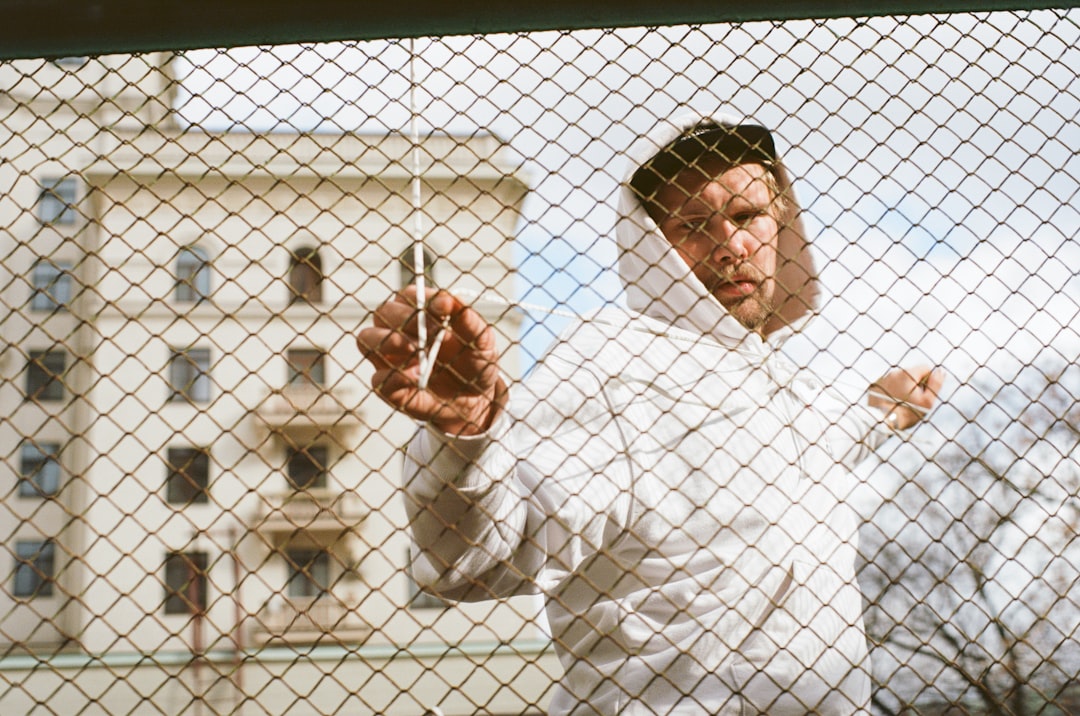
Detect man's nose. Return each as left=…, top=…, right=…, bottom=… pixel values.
left=709, top=221, right=750, bottom=263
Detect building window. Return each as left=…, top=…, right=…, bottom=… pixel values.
left=175, top=246, right=211, bottom=303
left=285, top=549, right=330, bottom=598
left=286, top=348, right=326, bottom=387
left=38, top=177, right=78, bottom=225
left=163, top=551, right=209, bottom=615
left=25, top=350, right=66, bottom=402
left=30, top=260, right=73, bottom=311
left=399, top=244, right=435, bottom=289
left=169, top=348, right=211, bottom=403
left=287, top=445, right=328, bottom=490
left=165, top=447, right=210, bottom=505
left=19, top=442, right=61, bottom=498
left=288, top=246, right=323, bottom=303
left=13, top=540, right=56, bottom=598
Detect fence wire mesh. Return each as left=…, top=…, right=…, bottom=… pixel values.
left=1, top=9, right=1079, bottom=715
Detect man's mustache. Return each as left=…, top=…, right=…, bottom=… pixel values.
left=701, top=263, right=769, bottom=288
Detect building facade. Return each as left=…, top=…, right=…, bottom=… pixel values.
left=0, top=53, right=554, bottom=714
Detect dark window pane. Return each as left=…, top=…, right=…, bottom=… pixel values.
left=169, top=348, right=210, bottom=403
left=31, top=260, right=73, bottom=311
left=286, top=549, right=330, bottom=598
left=286, top=349, right=326, bottom=387
left=26, top=350, right=66, bottom=402
left=399, top=244, right=435, bottom=289
left=289, top=246, right=322, bottom=303
left=163, top=552, right=208, bottom=615
left=287, top=446, right=328, bottom=490
left=38, top=178, right=77, bottom=225
left=19, top=441, right=61, bottom=497
left=13, top=540, right=55, bottom=598
left=166, top=447, right=210, bottom=504
left=175, top=246, right=211, bottom=303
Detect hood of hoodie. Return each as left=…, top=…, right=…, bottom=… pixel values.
left=616, top=112, right=819, bottom=346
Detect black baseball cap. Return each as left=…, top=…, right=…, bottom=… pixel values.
left=629, top=121, right=778, bottom=201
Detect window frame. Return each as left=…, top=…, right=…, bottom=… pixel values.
left=288, top=246, right=323, bottom=304
left=286, top=348, right=326, bottom=387
left=163, top=551, right=209, bottom=615
left=168, top=347, right=211, bottom=403
left=30, top=259, right=74, bottom=312
left=13, top=540, right=56, bottom=598
left=286, top=445, right=329, bottom=490
left=165, top=447, right=210, bottom=505
left=285, top=548, right=331, bottom=599
left=26, top=349, right=67, bottom=402
left=18, top=441, right=61, bottom=498
left=38, top=177, right=78, bottom=226
left=399, top=244, right=435, bottom=289
left=175, top=245, right=211, bottom=304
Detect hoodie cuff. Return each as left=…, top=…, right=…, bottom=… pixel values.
left=403, top=410, right=516, bottom=501
left=866, top=402, right=909, bottom=444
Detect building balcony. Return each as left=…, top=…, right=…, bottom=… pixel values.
left=252, top=595, right=372, bottom=645
left=254, top=489, right=366, bottom=548
left=255, top=385, right=361, bottom=441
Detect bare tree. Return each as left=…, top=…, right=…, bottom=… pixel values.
left=859, top=357, right=1080, bottom=715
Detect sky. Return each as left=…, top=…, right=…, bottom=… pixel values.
left=173, top=10, right=1080, bottom=388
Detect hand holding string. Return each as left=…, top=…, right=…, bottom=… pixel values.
left=358, top=287, right=506, bottom=436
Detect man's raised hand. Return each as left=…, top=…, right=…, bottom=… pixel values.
left=869, top=365, right=944, bottom=430
left=358, top=288, right=505, bottom=436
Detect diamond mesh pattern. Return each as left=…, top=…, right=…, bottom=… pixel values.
left=1, top=10, right=1079, bottom=714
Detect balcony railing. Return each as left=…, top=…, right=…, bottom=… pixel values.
left=253, top=595, right=372, bottom=645
left=255, top=385, right=362, bottom=441
left=254, top=489, right=366, bottom=548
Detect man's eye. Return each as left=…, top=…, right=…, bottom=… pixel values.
left=681, top=219, right=709, bottom=232
left=733, top=211, right=765, bottom=227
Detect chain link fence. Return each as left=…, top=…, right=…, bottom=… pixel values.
left=1, top=8, right=1079, bottom=715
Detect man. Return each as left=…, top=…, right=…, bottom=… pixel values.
left=358, top=114, right=941, bottom=714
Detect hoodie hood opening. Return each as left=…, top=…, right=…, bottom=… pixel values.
left=616, top=113, right=819, bottom=345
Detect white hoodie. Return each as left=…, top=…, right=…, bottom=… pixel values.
left=404, top=113, right=888, bottom=715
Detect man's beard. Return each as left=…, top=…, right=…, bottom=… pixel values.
left=720, top=287, right=774, bottom=331
left=700, top=265, right=775, bottom=332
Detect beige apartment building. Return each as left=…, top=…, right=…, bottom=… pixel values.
left=0, top=53, right=555, bottom=714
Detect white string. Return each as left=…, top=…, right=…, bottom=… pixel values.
left=418, top=317, right=450, bottom=389
left=454, top=287, right=584, bottom=321
left=408, top=38, right=434, bottom=391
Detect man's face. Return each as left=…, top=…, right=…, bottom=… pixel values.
left=652, top=162, right=780, bottom=333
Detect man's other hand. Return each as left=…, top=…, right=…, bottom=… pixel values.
left=869, top=365, right=944, bottom=430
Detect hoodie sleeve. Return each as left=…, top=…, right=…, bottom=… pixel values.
left=402, top=328, right=634, bottom=601
left=816, top=387, right=893, bottom=469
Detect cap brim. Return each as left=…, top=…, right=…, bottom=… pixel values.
left=631, top=124, right=777, bottom=200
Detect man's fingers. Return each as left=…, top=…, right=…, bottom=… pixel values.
left=360, top=289, right=502, bottom=434
left=910, top=367, right=945, bottom=408
left=429, top=295, right=491, bottom=351
left=371, top=366, right=475, bottom=426
left=922, top=368, right=945, bottom=395
left=371, top=367, right=432, bottom=416
left=869, top=364, right=946, bottom=429
left=372, top=298, right=422, bottom=332
left=357, top=328, right=418, bottom=368
left=372, top=290, right=491, bottom=352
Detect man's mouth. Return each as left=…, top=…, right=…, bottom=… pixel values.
left=704, top=271, right=762, bottom=300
